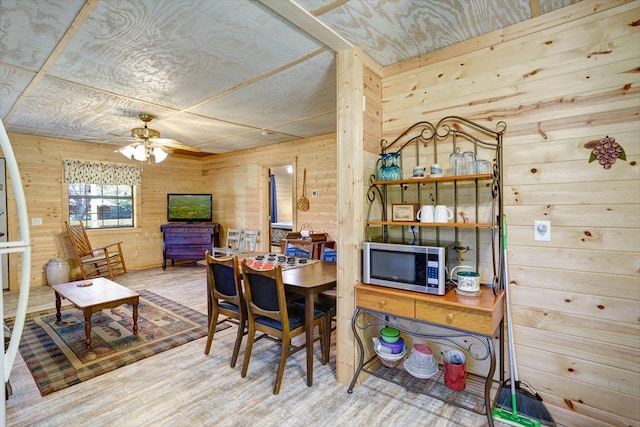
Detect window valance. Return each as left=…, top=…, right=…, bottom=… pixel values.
left=63, top=160, right=142, bottom=185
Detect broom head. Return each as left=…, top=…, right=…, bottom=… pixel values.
left=493, top=406, right=541, bottom=427
left=496, top=380, right=555, bottom=426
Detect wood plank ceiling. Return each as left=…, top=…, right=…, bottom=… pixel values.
left=0, top=0, right=579, bottom=156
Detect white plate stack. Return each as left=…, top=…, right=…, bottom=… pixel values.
left=403, top=344, right=438, bottom=379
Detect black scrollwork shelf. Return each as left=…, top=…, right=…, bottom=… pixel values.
left=366, top=116, right=507, bottom=293
left=348, top=307, right=500, bottom=419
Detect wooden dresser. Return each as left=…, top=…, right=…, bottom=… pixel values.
left=349, top=283, right=504, bottom=426
left=160, top=223, right=219, bottom=269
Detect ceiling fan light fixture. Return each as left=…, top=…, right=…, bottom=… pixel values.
left=132, top=144, right=147, bottom=161
left=153, top=146, right=168, bottom=163
left=118, top=145, right=136, bottom=159
left=116, top=114, right=176, bottom=163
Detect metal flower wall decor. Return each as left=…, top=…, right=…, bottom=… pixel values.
left=584, top=136, right=626, bottom=169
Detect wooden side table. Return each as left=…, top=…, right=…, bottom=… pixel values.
left=51, top=278, right=140, bottom=348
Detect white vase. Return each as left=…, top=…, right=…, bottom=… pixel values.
left=46, top=258, right=70, bottom=285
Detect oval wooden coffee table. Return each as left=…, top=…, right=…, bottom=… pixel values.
left=51, top=277, right=140, bottom=348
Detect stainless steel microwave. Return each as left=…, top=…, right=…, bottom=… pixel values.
left=363, top=241, right=452, bottom=295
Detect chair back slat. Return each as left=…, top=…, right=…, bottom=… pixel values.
left=226, top=228, right=243, bottom=252
left=66, top=222, right=93, bottom=256
left=241, top=229, right=259, bottom=253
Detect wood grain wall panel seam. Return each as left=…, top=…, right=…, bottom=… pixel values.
left=516, top=362, right=640, bottom=422
left=514, top=325, right=640, bottom=372
left=515, top=345, right=639, bottom=396
left=510, top=286, right=639, bottom=324
left=511, top=266, right=639, bottom=298
left=510, top=305, right=638, bottom=348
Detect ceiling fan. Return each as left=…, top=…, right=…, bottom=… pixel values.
left=116, top=113, right=200, bottom=163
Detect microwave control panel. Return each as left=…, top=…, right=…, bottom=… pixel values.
left=427, top=253, right=442, bottom=286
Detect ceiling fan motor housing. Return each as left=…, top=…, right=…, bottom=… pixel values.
left=131, top=126, right=160, bottom=139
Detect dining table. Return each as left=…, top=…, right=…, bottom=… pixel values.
left=280, top=259, right=337, bottom=387
left=205, top=252, right=337, bottom=387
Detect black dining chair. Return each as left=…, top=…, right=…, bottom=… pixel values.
left=204, top=251, right=246, bottom=368
left=318, top=246, right=337, bottom=329
left=240, top=260, right=330, bottom=394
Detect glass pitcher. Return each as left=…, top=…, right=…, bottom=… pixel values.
left=449, top=151, right=462, bottom=176
left=461, top=151, right=476, bottom=175
left=377, top=154, right=389, bottom=181
left=386, top=153, right=402, bottom=180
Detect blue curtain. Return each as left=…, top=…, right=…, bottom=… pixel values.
left=270, top=174, right=277, bottom=223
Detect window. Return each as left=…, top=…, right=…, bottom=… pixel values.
left=63, top=160, right=141, bottom=230
left=69, top=183, right=133, bottom=229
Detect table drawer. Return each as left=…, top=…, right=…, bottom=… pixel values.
left=188, top=227, right=214, bottom=234
left=165, top=227, right=213, bottom=235
left=356, top=288, right=414, bottom=317
left=165, top=245, right=210, bottom=257
left=165, top=234, right=212, bottom=244
left=415, top=300, right=497, bottom=335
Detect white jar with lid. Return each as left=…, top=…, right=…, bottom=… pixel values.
left=46, top=258, right=70, bottom=285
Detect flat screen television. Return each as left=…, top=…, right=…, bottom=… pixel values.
left=167, top=193, right=212, bottom=223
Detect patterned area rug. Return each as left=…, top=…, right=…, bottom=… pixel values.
left=6, top=289, right=226, bottom=396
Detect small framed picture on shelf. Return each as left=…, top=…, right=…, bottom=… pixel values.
left=391, top=204, right=419, bottom=222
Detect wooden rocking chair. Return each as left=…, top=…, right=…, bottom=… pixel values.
left=64, top=221, right=127, bottom=280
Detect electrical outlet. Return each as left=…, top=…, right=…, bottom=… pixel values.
left=534, top=220, right=550, bottom=241
left=32, top=217, right=43, bottom=226
left=311, top=189, right=320, bottom=198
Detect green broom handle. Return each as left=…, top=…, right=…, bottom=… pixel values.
left=503, top=214, right=507, bottom=249
left=503, top=214, right=519, bottom=410
left=504, top=215, right=522, bottom=387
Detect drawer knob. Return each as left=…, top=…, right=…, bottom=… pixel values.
left=379, top=300, right=386, bottom=307
left=447, top=313, right=454, bottom=321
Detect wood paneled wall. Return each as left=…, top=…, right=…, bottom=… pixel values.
left=2, top=3, right=636, bottom=426
left=1, top=133, right=205, bottom=289
left=201, top=134, right=337, bottom=249
left=1, top=132, right=338, bottom=290
left=379, top=1, right=639, bottom=426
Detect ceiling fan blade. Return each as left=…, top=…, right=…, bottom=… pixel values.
left=151, top=137, right=201, bottom=152
left=87, top=133, right=138, bottom=144
left=97, top=114, right=200, bottom=156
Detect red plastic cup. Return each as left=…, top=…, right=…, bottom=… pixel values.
left=443, top=350, right=466, bottom=391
